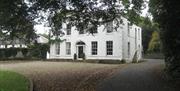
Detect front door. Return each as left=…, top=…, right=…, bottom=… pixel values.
left=78, top=46, right=84, bottom=58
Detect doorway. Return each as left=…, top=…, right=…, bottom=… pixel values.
left=78, top=46, right=84, bottom=59
left=76, top=41, right=86, bottom=60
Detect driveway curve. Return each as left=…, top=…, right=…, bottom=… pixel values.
left=97, top=59, right=179, bottom=91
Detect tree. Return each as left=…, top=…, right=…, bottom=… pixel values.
left=138, top=17, right=160, bottom=54
left=0, top=0, right=37, bottom=43
left=139, top=17, right=153, bottom=54
left=149, top=0, right=180, bottom=78
left=147, top=31, right=161, bottom=53
left=28, top=0, right=144, bottom=35
left=1, top=0, right=145, bottom=44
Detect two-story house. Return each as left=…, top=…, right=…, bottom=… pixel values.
left=49, top=17, right=142, bottom=62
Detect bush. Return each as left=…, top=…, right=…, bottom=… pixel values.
left=0, top=48, right=27, bottom=60
left=82, top=53, right=86, bottom=60
left=73, top=53, right=77, bottom=60
left=28, top=43, right=49, bottom=59
left=0, top=43, right=49, bottom=60
left=121, top=59, right=126, bottom=64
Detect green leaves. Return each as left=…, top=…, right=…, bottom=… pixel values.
left=0, top=0, right=36, bottom=43
left=0, top=0, right=145, bottom=41
left=148, top=31, right=161, bottom=53
left=149, top=0, right=180, bottom=78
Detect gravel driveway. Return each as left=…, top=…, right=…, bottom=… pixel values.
left=1, top=59, right=179, bottom=91
left=97, top=59, right=179, bottom=91
left=0, top=61, right=122, bottom=91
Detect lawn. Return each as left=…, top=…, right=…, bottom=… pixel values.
left=0, top=70, right=29, bottom=91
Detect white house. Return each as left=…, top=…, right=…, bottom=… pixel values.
left=0, top=38, right=27, bottom=49
left=0, top=35, right=49, bottom=49
left=49, top=17, right=142, bottom=62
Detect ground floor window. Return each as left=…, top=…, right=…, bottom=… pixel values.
left=128, top=42, right=130, bottom=58
left=66, top=42, right=71, bottom=55
left=55, top=43, right=60, bottom=55
left=106, top=41, right=113, bottom=55
left=91, top=41, right=98, bottom=55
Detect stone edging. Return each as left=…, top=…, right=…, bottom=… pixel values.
left=28, top=78, right=34, bottom=91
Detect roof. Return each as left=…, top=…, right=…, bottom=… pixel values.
left=36, top=35, right=49, bottom=44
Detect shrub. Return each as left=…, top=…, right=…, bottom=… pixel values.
left=121, top=59, right=126, bottom=64
left=74, top=53, right=77, bottom=60
left=82, top=53, right=86, bottom=60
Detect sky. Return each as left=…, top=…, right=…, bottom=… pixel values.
left=35, top=0, right=150, bottom=34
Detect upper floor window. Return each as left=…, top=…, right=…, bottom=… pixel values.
left=106, top=41, right=113, bottom=55
left=91, top=27, right=98, bottom=34
left=91, top=41, right=98, bottom=55
left=138, top=29, right=140, bottom=40
left=128, top=23, right=130, bottom=36
left=79, top=29, right=85, bottom=34
left=66, top=24, right=71, bottom=35
left=55, top=43, right=60, bottom=55
left=77, top=26, right=86, bottom=34
left=106, top=22, right=113, bottom=33
left=66, top=42, right=71, bottom=55
left=135, top=28, right=137, bottom=49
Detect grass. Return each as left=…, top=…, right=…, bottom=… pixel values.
left=0, top=70, right=29, bottom=91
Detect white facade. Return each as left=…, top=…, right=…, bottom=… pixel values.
left=49, top=18, right=142, bottom=62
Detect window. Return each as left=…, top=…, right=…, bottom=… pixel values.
left=106, top=41, right=113, bottom=55
left=128, top=42, right=130, bottom=58
left=91, top=41, right=98, bottom=55
left=91, top=27, right=98, bottom=33
left=66, top=24, right=71, bottom=35
left=138, top=29, right=140, bottom=40
left=128, top=23, right=130, bottom=36
left=79, top=30, right=85, bottom=34
left=135, top=28, right=137, bottom=49
left=77, top=26, right=85, bottom=34
left=66, top=42, right=71, bottom=55
left=55, top=43, right=60, bottom=55
left=106, top=22, right=113, bottom=33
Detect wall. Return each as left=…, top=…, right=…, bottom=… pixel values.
left=49, top=17, right=142, bottom=62
left=49, top=21, right=124, bottom=60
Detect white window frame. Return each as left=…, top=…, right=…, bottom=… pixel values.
left=91, top=41, right=98, bottom=55
left=106, top=41, right=113, bottom=55
left=128, top=23, right=130, bottom=36
left=138, top=29, right=140, bottom=40
left=128, top=42, right=130, bottom=58
left=67, top=24, right=71, bottom=35
left=77, top=26, right=86, bottom=34
left=106, top=22, right=113, bottom=33
left=55, top=43, right=60, bottom=55
left=66, top=42, right=71, bottom=55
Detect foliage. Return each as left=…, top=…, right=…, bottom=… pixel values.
left=148, top=31, right=161, bottom=53
left=0, top=0, right=145, bottom=43
left=73, top=53, right=77, bottom=60
left=149, top=0, right=180, bottom=78
left=0, top=48, right=27, bottom=59
left=0, top=0, right=37, bottom=43
left=139, top=17, right=160, bottom=54
left=28, top=43, right=49, bottom=59
left=0, top=70, right=29, bottom=91
left=0, top=46, right=48, bottom=60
